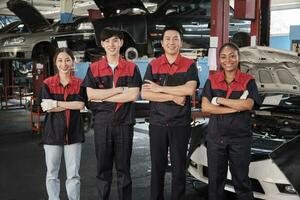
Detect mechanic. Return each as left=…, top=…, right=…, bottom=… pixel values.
left=141, top=26, right=199, bottom=200
left=81, top=27, right=142, bottom=200
left=201, top=42, right=261, bottom=200
left=40, top=47, right=86, bottom=200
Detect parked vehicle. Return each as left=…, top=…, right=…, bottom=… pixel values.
left=0, top=0, right=58, bottom=77
left=188, top=46, right=300, bottom=200
left=51, top=0, right=250, bottom=61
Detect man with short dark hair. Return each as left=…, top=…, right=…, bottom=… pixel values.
left=141, top=26, right=199, bottom=200
left=81, top=27, right=142, bottom=200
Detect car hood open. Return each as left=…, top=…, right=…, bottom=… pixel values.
left=240, top=46, right=300, bottom=95
left=7, top=0, right=53, bottom=33
left=93, top=0, right=148, bottom=17
left=240, top=46, right=300, bottom=64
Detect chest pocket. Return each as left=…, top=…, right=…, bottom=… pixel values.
left=116, top=75, right=132, bottom=87
left=96, top=76, right=113, bottom=89
left=152, top=73, right=167, bottom=85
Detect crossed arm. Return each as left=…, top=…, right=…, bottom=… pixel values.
left=46, top=101, right=85, bottom=112
left=87, top=86, right=140, bottom=103
left=141, top=80, right=197, bottom=106
left=201, top=96, right=254, bottom=114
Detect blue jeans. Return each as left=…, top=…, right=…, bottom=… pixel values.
left=44, top=143, right=82, bottom=200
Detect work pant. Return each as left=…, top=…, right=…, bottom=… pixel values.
left=44, top=143, right=82, bottom=200
left=93, top=124, right=134, bottom=200
left=149, top=125, right=191, bottom=200
left=207, top=140, right=254, bottom=200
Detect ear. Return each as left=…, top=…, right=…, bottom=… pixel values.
left=120, top=39, right=124, bottom=47
left=100, top=40, right=104, bottom=48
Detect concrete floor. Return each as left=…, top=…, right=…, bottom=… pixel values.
left=0, top=109, right=235, bottom=200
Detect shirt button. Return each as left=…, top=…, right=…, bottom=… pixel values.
left=220, top=139, right=224, bottom=144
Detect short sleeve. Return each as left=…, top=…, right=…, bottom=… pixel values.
left=143, top=64, right=154, bottom=83
left=74, top=86, right=87, bottom=102
left=186, top=63, right=200, bottom=88
left=201, top=79, right=213, bottom=101
left=247, top=79, right=261, bottom=109
left=81, top=67, right=97, bottom=89
left=38, top=83, right=52, bottom=105
left=129, top=66, right=142, bottom=88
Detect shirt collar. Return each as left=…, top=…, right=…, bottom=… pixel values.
left=217, top=69, right=242, bottom=83
left=103, top=56, right=126, bottom=70
left=53, top=74, right=76, bottom=87
left=160, top=53, right=183, bottom=66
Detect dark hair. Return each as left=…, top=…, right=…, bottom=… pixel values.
left=100, top=27, right=124, bottom=41
left=162, top=26, right=183, bottom=41
left=219, top=42, right=240, bottom=56
left=53, top=47, right=75, bottom=64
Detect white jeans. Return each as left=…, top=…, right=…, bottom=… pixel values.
left=44, top=143, right=82, bottom=200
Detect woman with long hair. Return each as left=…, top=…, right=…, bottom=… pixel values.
left=40, top=47, right=86, bottom=200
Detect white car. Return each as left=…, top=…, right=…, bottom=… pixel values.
left=188, top=46, right=300, bottom=200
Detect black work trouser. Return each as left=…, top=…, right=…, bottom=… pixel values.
left=149, top=124, right=191, bottom=200
left=93, top=124, right=134, bottom=200
left=207, top=139, right=254, bottom=200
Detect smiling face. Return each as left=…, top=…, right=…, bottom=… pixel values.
left=55, top=52, right=74, bottom=74
left=161, top=29, right=182, bottom=56
left=219, top=46, right=239, bottom=73
left=101, top=36, right=123, bottom=57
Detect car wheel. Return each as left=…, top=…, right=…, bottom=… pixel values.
left=125, top=47, right=139, bottom=61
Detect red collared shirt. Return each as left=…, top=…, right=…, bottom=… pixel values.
left=202, top=69, right=261, bottom=143
left=81, top=57, right=142, bottom=125
left=143, top=54, right=200, bottom=127
left=40, top=74, right=85, bottom=145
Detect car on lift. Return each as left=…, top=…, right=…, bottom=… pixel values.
left=0, top=0, right=58, bottom=77
left=51, top=0, right=250, bottom=61
left=188, top=46, right=300, bottom=200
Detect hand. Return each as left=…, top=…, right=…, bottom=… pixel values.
left=211, top=97, right=220, bottom=106
left=240, top=90, right=249, bottom=99
left=142, top=80, right=163, bottom=93
left=41, top=99, right=57, bottom=111
left=173, top=96, right=185, bottom=106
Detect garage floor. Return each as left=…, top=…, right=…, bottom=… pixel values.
left=0, top=109, right=236, bottom=200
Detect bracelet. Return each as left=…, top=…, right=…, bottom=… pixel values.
left=216, top=97, right=219, bottom=104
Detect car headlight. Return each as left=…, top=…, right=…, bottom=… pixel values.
left=277, top=183, right=297, bottom=194
left=3, top=36, right=25, bottom=46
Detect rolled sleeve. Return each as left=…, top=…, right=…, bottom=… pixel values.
left=186, top=63, right=200, bottom=88
left=247, top=79, right=261, bottom=109
left=81, top=67, right=97, bottom=89
left=201, top=79, right=213, bottom=101
left=129, top=66, right=142, bottom=88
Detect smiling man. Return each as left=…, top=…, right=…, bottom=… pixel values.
left=81, top=27, right=142, bottom=200
left=141, top=26, right=199, bottom=200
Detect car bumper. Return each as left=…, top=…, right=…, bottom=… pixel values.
left=188, top=145, right=300, bottom=200
left=0, top=46, right=32, bottom=59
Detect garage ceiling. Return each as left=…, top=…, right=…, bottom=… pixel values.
left=0, top=0, right=300, bottom=19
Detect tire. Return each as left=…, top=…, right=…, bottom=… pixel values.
left=125, top=46, right=139, bottom=61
